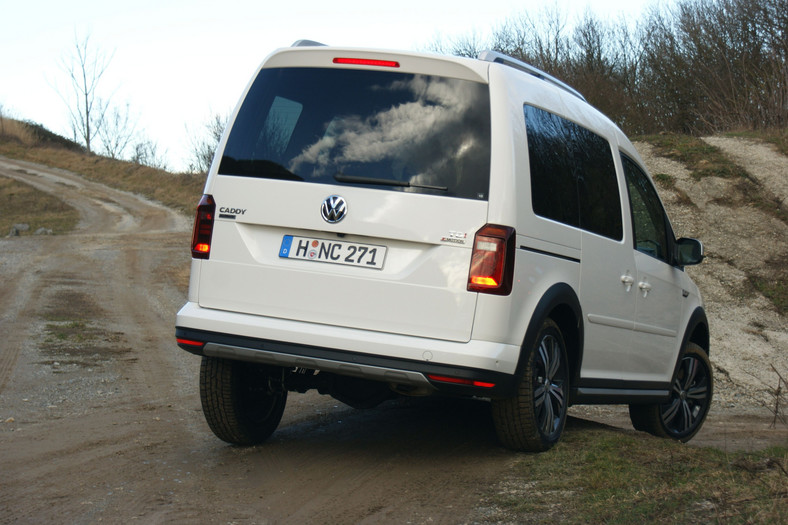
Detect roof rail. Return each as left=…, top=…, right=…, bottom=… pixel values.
left=477, top=50, right=585, bottom=102
left=291, top=39, right=327, bottom=47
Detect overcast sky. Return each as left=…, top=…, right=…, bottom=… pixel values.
left=1, top=0, right=658, bottom=171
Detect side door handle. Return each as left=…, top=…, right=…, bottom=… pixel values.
left=620, top=274, right=634, bottom=292
left=638, top=281, right=652, bottom=297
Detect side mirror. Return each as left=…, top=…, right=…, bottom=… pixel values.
left=676, top=238, right=704, bottom=266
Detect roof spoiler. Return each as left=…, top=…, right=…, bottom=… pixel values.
left=478, top=50, right=585, bottom=101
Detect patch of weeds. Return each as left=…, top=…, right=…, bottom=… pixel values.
left=43, top=289, right=103, bottom=321
left=653, top=172, right=696, bottom=208
left=733, top=179, right=788, bottom=224
left=643, top=134, right=787, bottom=223
left=749, top=257, right=788, bottom=316
left=654, top=172, right=674, bottom=186
left=0, top=175, right=79, bottom=235
left=41, top=319, right=129, bottom=369
left=45, top=320, right=98, bottom=344
left=640, top=133, right=749, bottom=179
left=761, top=366, right=787, bottom=428
left=483, top=423, right=788, bottom=524
left=751, top=278, right=788, bottom=317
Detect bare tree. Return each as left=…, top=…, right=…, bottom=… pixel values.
left=131, top=137, right=168, bottom=171
left=491, top=7, right=571, bottom=75
left=188, top=112, right=228, bottom=174
left=58, top=33, right=113, bottom=154
left=427, top=30, right=487, bottom=58
left=98, top=102, right=138, bottom=159
left=638, top=0, right=788, bottom=133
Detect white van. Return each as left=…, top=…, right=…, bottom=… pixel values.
left=176, top=42, right=711, bottom=451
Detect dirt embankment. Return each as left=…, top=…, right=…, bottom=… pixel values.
left=635, top=137, right=788, bottom=413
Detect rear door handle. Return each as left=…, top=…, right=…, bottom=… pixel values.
left=638, top=281, right=652, bottom=297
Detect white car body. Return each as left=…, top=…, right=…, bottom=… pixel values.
left=176, top=43, right=710, bottom=449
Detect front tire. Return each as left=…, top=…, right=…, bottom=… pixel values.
left=629, top=342, right=712, bottom=442
left=199, top=357, right=287, bottom=445
left=492, top=319, right=569, bottom=452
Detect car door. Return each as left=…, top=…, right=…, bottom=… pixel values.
left=622, top=155, right=684, bottom=383
left=579, top=229, right=637, bottom=381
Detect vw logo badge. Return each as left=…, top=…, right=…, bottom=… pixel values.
left=321, top=195, right=347, bottom=224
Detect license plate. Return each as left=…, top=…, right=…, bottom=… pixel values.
left=279, top=235, right=386, bottom=269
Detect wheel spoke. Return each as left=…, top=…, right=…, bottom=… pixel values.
left=682, top=357, right=699, bottom=391
left=546, top=338, right=560, bottom=380
left=534, top=334, right=565, bottom=437
left=679, top=399, right=693, bottom=431
left=538, top=340, right=550, bottom=377
left=540, top=389, right=555, bottom=434
left=549, top=385, right=565, bottom=415
left=687, top=384, right=708, bottom=401
left=534, top=384, right=546, bottom=408
left=662, top=398, right=680, bottom=424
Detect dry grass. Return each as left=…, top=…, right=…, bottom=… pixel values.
left=0, top=175, right=79, bottom=236
left=0, top=117, right=36, bottom=146
left=638, top=133, right=750, bottom=180
left=479, top=423, right=788, bottom=524
left=0, top=118, right=204, bottom=215
left=642, top=132, right=788, bottom=316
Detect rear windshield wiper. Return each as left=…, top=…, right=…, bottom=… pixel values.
left=334, top=173, right=447, bottom=191
left=220, top=157, right=303, bottom=181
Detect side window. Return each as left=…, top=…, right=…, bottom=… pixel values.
left=525, top=106, right=579, bottom=228
left=622, top=155, right=670, bottom=262
left=524, top=105, right=622, bottom=240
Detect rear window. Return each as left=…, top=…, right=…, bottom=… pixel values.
left=219, top=68, right=491, bottom=200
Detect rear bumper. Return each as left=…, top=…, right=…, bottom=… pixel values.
left=176, top=301, right=520, bottom=398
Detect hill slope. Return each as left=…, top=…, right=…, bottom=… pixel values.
left=636, top=136, right=787, bottom=414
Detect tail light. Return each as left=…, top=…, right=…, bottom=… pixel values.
left=176, top=337, right=205, bottom=349
left=427, top=374, right=496, bottom=388
left=467, top=224, right=516, bottom=295
left=333, top=57, right=400, bottom=68
left=191, top=194, right=216, bottom=259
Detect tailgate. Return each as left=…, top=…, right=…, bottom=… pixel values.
left=197, top=179, right=487, bottom=342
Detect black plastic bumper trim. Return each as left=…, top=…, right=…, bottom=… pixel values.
left=175, top=326, right=517, bottom=398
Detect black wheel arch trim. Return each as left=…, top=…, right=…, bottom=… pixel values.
left=668, top=305, right=710, bottom=384
left=511, top=282, right=584, bottom=398
left=680, top=306, right=710, bottom=357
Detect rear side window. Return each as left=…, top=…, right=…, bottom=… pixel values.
left=220, top=68, right=492, bottom=200
left=524, top=105, right=623, bottom=240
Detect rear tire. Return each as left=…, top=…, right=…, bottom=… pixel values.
left=629, top=342, right=712, bottom=442
left=199, top=357, right=287, bottom=445
left=492, top=319, right=569, bottom=452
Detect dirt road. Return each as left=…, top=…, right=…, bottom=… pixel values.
left=0, top=149, right=785, bottom=524
left=0, top=157, right=515, bottom=524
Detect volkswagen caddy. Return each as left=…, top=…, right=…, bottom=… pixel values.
left=176, top=41, right=711, bottom=451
